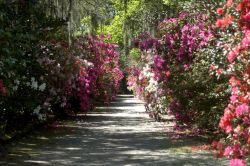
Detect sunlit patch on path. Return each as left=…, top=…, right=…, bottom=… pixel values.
left=0, top=95, right=228, bottom=166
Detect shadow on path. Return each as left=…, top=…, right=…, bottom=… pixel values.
left=0, top=95, right=228, bottom=166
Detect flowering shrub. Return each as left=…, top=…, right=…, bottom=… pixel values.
left=69, top=36, right=123, bottom=112
left=127, top=1, right=250, bottom=164
left=0, top=1, right=123, bottom=138
left=0, top=1, right=62, bottom=132
left=212, top=0, right=250, bottom=164
left=87, top=36, right=124, bottom=103
left=128, top=12, right=228, bottom=129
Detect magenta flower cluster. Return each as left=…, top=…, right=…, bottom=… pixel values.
left=71, top=35, right=123, bottom=111
left=128, top=12, right=212, bottom=125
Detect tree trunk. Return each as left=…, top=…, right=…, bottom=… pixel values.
left=123, top=0, right=129, bottom=57
left=68, top=0, right=73, bottom=46
left=90, top=13, right=98, bottom=35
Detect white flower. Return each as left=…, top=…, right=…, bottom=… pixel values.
left=31, top=81, right=38, bottom=89
left=30, top=77, right=39, bottom=89
left=37, top=114, right=43, bottom=121
left=145, top=77, right=158, bottom=93
left=39, top=83, right=46, bottom=91
left=87, top=62, right=93, bottom=67
left=34, top=105, right=41, bottom=115
left=14, top=80, right=20, bottom=85
left=13, top=86, right=18, bottom=91
left=60, top=102, right=66, bottom=108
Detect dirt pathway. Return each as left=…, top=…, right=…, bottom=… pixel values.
left=0, top=95, right=228, bottom=166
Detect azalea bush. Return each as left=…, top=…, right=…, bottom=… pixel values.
left=0, top=1, right=66, bottom=134
left=86, top=36, right=124, bottom=103
left=211, top=0, right=250, bottom=164
left=127, top=0, right=250, bottom=165
left=0, top=1, right=123, bottom=138
left=128, top=12, right=229, bottom=130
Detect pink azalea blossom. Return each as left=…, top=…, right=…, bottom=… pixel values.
left=230, top=159, right=246, bottom=166
left=242, top=12, right=250, bottom=22
left=242, top=36, right=250, bottom=46
left=232, top=87, right=238, bottom=95
left=230, top=95, right=237, bottom=103
left=216, top=68, right=223, bottom=75
left=227, top=50, right=237, bottom=63
left=224, top=146, right=233, bottom=156
left=226, top=0, right=233, bottom=7
left=235, top=104, right=249, bottom=117
left=242, top=117, right=249, bottom=125
left=210, top=64, right=216, bottom=70
left=225, top=125, right=233, bottom=133
left=183, top=64, right=190, bottom=71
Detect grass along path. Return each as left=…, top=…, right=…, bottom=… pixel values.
left=0, top=95, right=228, bottom=166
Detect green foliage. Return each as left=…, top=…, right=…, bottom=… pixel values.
left=129, top=48, right=141, bottom=60
left=97, top=0, right=172, bottom=43
left=127, top=4, right=230, bottom=131
left=0, top=1, right=78, bottom=138
left=98, top=14, right=124, bottom=44
left=0, top=1, right=125, bottom=140
left=168, top=46, right=229, bottom=129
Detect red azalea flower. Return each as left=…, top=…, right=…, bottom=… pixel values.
left=216, top=15, right=233, bottom=28
left=216, top=19, right=224, bottom=27
left=241, top=84, right=247, bottom=91
left=212, top=141, right=219, bottom=148
left=75, top=59, right=81, bottom=65
left=242, top=12, right=250, bottom=22
left=217, top=8, right=224, bottom=15
left=79, top=68, right=86, bottom=76
left=241, top=16, right=250, bottom=30
left=236, top=2, right=243, bottom=11
left=224, top=15, right=234, bottom=25
left=229, top=76, right=241, bottom=87
left=227, top=0, right=233, bottom=7
left=165, top=70, right=171, bottom=77
left=216, top=151, right=224, bottom=158
left=238, top=95, right=248, bottom=103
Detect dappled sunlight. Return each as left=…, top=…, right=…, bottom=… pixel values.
left=24, top=160, right=51, bottom=164
left=1, top=0, right=249, bottom=164
left=0, top=96, right=228, bottom=166
left=96, top=105, right=145, bottom=112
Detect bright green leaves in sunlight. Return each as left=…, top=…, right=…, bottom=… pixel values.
left=97, top=0, right=141, bottom=44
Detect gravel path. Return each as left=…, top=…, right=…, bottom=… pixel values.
left=0, top=95, right=228, bottom=166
